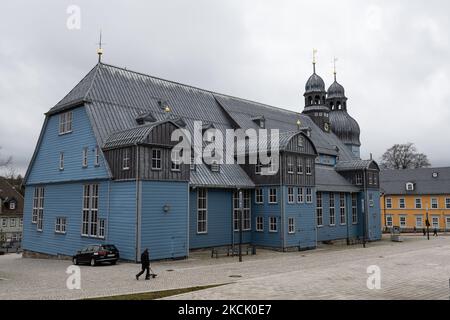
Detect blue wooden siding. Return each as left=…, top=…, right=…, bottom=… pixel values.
left=251, top=186, right=282, bottom=248
left=283, top=186, right=316, bottom=250
left=140, top=181, right=189, bottom=260
left=366, top=190, right=382, bottom=241
left=26, top=106, right=109, bottom=185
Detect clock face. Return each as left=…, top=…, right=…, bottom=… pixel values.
left=324, top=123, right=330, bottom=132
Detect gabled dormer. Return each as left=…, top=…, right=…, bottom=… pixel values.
left=135, top=112, right=156, bottom=125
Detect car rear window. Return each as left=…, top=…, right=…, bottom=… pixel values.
left=101, top=245, right=117, bottom=251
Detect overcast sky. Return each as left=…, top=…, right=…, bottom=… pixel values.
left=1, top=0, right=449, bottom=175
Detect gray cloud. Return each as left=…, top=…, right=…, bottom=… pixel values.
left=1, top=0, right=449, bottom=175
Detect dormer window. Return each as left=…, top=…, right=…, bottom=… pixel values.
left=406, top=182, right=414, bottom=191
left=59, top=111, right=73, bottom=135
left=298, top=136, right=304, bottom=147
left=135, top=112, right=156, bottom=125
left=9, top=201, right=16, bottom=210
left=122, top=148, right=130, bottom=170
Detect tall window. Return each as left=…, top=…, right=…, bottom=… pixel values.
left=82, top=147, right=88, bottom=168
left=316, top=192, right=323, bottom=226
left=59, top=152, right=64, bottom=170
left=352, top=194, right=358, bottom=224
left=82, top=184, right=100, bottom=237
left=329, top=193, right=335, bottom=226
left=32, top=187, right=44, bottom=230
left=256, top=216, right=264, bottom=232
left=197, top=188, right=207, bottom=234
left=269, top=188, right=277, bottom=204
left=386, top=198, right=392, bottom=209
left=122, top=148, right=130, bottom=170
left=255, top=162, right=262, bottom=175
left=446, top=198, right=450, bottom=209
left=355, top=173, right=363, bottom=185
left=305, top=159, right=312, bottom=175
left=297, top=157, right=303, bottom=175
left=386, top=215, right=393, bottom=227
left=233, top=190, right=251, bottom=231
left=152, top=149, right=162, bottom=170
left=59, top=111, right=73, bottom=134
left=269, top=217, right=277, bottom=232
left=298, top=136, right=304, bottom=147
left=287, top=187, right=294, bottom=204
left=432, top=216, right=439, bottom=229
left=399, top=198, right=405, bottom=209
left=255, top=188, right=263, bottom=204
left=94, top=146, right=100, bottom=166
left=306, top=188, right=312, bottom=203
left=416, top=216, right=423, bottom=228
left=288, top=217, right=295, bottom=234
left=415, top=198, right=422, bottom=209
left=368, top=172, right=373, bottom=185
left=287, top=156, right=294, bottom=174
left=171, top=150, right=181, bottom=171
left=99, top=219, right=106, bottom=238
left=297, top=187, right=304, bottom=203
left=431, top=198, right=438, bottom=209
left=399, top=215, right=407, bottom=228
left=55, top=217, right=67, bottom=234
left=339, top=193, right=346, bottom=225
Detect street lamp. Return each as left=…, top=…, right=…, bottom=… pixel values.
left=426, top=204, right=430, bottom=240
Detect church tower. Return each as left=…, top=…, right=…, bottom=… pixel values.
left=326, top=64, right=361, bottom=158
left=302, top=51, right=331, bottom=133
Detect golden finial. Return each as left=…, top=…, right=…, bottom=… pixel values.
left=296, top=119, right=302, bottom=130
left=333, top=57, right=338, bottom=81
left=312, top=49, right=318, bottom=73
left=164, top=105, right=171, bottom=113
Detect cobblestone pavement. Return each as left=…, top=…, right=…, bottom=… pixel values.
left=1, top=235, right=450, bottom=300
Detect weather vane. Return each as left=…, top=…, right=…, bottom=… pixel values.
left=333, top=57, right=338, bottom=81
left=97, top=30, right=105, bottom=63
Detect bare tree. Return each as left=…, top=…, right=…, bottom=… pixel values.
left=0, top=146, right=12, bottom=169
left=380, top=143, right=431, bottom=170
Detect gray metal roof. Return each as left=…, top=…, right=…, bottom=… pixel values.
left=316, top=165, right=359, bottom=193
left=329, top=110, right=361, bottom=146
left=380, top=167, right=450, bottom=195
left=305, top=72, right=325, bottom=93
left=327, top=81, right=346, bottom=99
left=335, top=160, right=379, bottom=171
left=45, top=62, right=365, bottom=189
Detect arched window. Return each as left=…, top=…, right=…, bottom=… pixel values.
left=330, top=102, right=334, bottom=110
left=308, top=97, right=313, bottom=105
left=315, top=95, right=320, bottom=105
left=337, top=101, right=341, bottom=110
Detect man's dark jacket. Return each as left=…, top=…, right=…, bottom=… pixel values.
left=141, top=251, right=150, bottom=266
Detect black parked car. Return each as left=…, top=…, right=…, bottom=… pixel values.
left=73, top=244, right=119, bottom=266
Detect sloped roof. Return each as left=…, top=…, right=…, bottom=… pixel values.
left=44, top=62, right=363, bottom=188
left=335, top=160, right=379, bottom=171
left=316, top=166, right=359, bottom=193
left=380, top=167, right=450, bottom=195
left=0, top=177, right=24, bottom=215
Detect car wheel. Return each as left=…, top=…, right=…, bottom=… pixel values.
left=111, top=260, right=117, bottom=265
left=73, top=257, right=78, bottom=265
left=90, top=258, right=96, bottom=267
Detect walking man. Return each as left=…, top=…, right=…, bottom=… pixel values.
left=433, top=228, right=438, bottom=237
left=136, top=248, right=150, bottom=280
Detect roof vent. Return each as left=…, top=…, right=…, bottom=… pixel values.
left=406, top=182, right=415, bottom=191
left=432, top=172, right=438, bottom=178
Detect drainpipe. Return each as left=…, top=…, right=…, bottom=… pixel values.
left=135, top=144, right=141, bottom=262
left=346, top=192, right=351, bottom=245
left=279, top=154, right=285, bottom=251
left=186, top=183, right=190, bottom=259
left=362, top=169, right=368, bottom=248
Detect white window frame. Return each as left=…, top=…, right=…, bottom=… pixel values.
left=59, top=111, right=73, bottom=135
left=386, top=215, right=393, bottom=227
left=94, top=146, right=100, bottom=166
left=269, top=216, right=278, bottom=233
left=306, top=188, right=313, bottom=203
left=99, top=219, right=106, bottom=239
left=255, top=188, right=263, bottom=204
left=10, top=218, right=16, bottom=227
left=406, top=182, right=414, bottom=191
left=399, top=198, right=405, bottom=209
left=386, top=197, right=392, bottom=209
left=82, top=184, right=100, bottom=238
left=32, top=187, right=44, bottom=230
left=1, top=218, right=6, bottom=227
left=316, top=192, right=323, bottom=227
left=9, top=202, right=16, bottom=210
left=445, top=216, right=450, bottom=230
left=197, top=188, right=207, bottom=234
left=446, top=198, right=450, bottom=209
left=287, top=156, right=294, bottom=174
left=287, top=187, right=294, bottom=204
left=305, top=158, right=312, bottom=175
left=415, top=198, right=422, bottom=209
left=416, top=216, right=423, bottom=228
left=431, top=198, right=438, bottom=209
left=288, top=217, right=295, bottom=234
left=432, top=216, right=439, bottom=229
left=55, top=217, right=67, bottom=234
left=233, top=190, right=251, bottom=231
left=255, top=162, right=262, bottom=175
left=122, top=148, right=130, bottom=170
left=399, top=215, right=407, bottom=228
left=269, top=188, right=277, bottom=204
left=329, top=192, right=336, bottom=226
left=82, top=147, right=88, bottom=168
left=351, top=193, right=358, bottom=224
left=151, top=149, right=162, bottom=170
left=298, top=136, right=304, bottom=147
left=59, top=152, right=64, bottom=170
left=256, top=216, right=264, bottom=232
left=171, top=150, right=181, bottom=172
left=355, top=173, right=363, bottom=185
left=297, top=187, right=304, bottom=203
left=339, top=193, right=346, bottom=225
left=297, top=157, right=304, bottom=175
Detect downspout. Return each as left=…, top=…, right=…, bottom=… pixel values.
left=135, top=144, right=141, bottom=262
left=363, top=169, right=368, bottom=248
left=186, top=183, right=190, bottom=259
left=107, top=180, right=110, bottom=241
left=280, top=154, right=285, bottom=251
left=346, top=192, right=350, bottom=245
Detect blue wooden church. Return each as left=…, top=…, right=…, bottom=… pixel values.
left=23, top=59, right=381, bottom=261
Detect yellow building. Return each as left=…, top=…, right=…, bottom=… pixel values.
left=380, top=167, right=450, bottom=232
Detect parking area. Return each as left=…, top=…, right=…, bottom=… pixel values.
left=1, top=234, right=450, bottom=300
